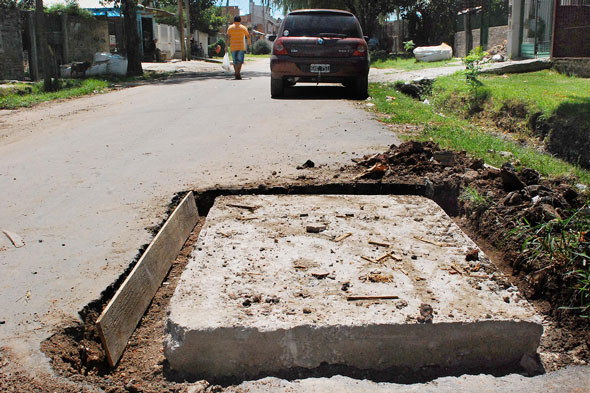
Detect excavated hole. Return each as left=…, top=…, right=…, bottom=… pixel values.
left=42, top=180, right=542, bottom=388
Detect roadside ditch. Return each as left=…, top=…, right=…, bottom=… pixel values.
left=35, top=141, right=589, bottom=393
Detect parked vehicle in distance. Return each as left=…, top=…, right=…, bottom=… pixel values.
left=269, top=9, right=369, bottom=99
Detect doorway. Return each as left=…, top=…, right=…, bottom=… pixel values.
left=520, top=0, right=554, bottom=58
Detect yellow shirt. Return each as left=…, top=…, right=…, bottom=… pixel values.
left=227, top=23, right=251, bottom=51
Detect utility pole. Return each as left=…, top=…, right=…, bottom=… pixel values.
left=35, top=0, right=55, bottom=91
left=178, top=0, right=186, bottom=60
left=184, top=0, right=191, bottom=60
left=225, top=0, right=230, bottom=52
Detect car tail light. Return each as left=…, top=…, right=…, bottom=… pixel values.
left=274, top=38, right=288, bottom=55
left=353, top=43, right=367, bottom=56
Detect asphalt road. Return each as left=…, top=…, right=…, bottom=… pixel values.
left=0, top=58, right=396, bottom=372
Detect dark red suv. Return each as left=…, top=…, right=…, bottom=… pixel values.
left=269, top=9, right=369, bottom=98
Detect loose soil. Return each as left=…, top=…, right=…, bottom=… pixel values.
left=2, top=142, right=589, bottom=392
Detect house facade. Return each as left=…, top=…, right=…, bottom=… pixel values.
left=508, top=0, right=590, bottom=59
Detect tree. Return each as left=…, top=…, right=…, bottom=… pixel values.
left=270, top=0, right=414, bottom=38
left=401, top=0, right=461, bottom=47
left=122, top=0, right=143, bottom=75
left=35, top=0, right=58, bottom=90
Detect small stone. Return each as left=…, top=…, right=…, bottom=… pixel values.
left=395, top=299, right=408, bottom=309
left=306, top=224, right=326, bottom=233
left=296, top=160, right=315, bottom=170
left=302, top=307, right=312, bottom=314
left=433, top=150, right=455, bottom=166
left=125, top=382, right=141, bottom=392
left=417, top=303, right=434, bottom=323
left=242, top=299, right=252, bottom=307
left=503, top=296, right=510, bottom=303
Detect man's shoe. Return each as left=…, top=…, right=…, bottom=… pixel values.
left=236, top=75, right=242, bottom=80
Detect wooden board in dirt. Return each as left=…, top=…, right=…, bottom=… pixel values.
left=96, top=191, right=199, bottom=367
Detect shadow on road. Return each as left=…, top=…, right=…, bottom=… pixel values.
left=277, top=84, right=361, bottom=101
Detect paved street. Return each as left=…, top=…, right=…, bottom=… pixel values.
left=0, top=58, right=396, bottom=372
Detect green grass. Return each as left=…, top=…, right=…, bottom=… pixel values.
left=433, top=70, right=590, bottom=121
left=370, top=57, right=460, bottom=70
left=0, top=79, right=110, bottom=109
left=0, top=71, right=175, bottom=109
left=369, top=82, right=590, bottom=184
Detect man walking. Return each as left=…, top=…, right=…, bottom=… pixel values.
left=226, top=15, right=251, bottom=80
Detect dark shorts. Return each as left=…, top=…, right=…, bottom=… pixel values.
left=231, top=50, right=245, bottom=64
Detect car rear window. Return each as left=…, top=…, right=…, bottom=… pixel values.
left=282, top=13, right=362, bottom=38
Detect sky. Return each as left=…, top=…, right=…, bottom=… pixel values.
left=44, top=0, right=285, bottom=18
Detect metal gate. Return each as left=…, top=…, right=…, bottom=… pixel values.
left=520, top=0, right=554, bottom=58
left=553, top=0, right=590, bottom=57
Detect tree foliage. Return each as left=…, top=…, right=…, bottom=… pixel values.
left=146, top=0, right=226, bottom=35
left=270, top=0, right=414, bottom=37
left=402, top=0, right=460, bottom=47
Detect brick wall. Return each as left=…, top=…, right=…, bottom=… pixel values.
left=0, top=9, right=25, bottom=80
left=65, top=15, right=109, bottom=63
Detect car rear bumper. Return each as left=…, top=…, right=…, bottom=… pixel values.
left=270, top=55, right=369, bottom=82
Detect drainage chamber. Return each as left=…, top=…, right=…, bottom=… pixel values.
left=164, top=194, right=542, bottom=383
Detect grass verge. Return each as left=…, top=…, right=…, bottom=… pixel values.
left=370, top=57, right=460, bottom=70
left=0, top=71, right=173, bottom=110
left=369, top=81, right=590, bottom=184
left=0, top=79, right=109, bottom=109
left=433, top=70, right=590, bottom=123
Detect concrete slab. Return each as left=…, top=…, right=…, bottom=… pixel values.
left=164, top=195, right=542, bottom=381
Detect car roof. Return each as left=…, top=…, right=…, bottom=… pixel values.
left=287, top=9, right=355, bottom=17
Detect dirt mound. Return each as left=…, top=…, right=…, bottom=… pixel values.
left=354, top=141, right=588, bottom=321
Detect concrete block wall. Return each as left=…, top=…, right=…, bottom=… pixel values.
left=0, top=9, right=25, bottom=80
left=454, top=26, right=508, bottom=57
left=488, top=25, right=508, bottom=49
left=65, top=15, right=109, bottom=63
left=454, top=31, right=466, bottom=57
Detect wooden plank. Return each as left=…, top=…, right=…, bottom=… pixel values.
left=347, top=295, right=400, bottom=301
left=2, top=229, right=25, bottom=248
left=96, top=192, right=198, bottom=367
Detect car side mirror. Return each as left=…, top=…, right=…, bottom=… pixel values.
left=269, top=34, right=277, bottom=42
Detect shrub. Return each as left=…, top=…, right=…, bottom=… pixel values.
left=252, top=39, right=271, bottom=55
left=46, top=0, right=93, bottom=18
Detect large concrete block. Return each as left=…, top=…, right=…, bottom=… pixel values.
left=164, top=195, right=541, bottom=381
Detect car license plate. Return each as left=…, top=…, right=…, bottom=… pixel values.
left=310, top=64, right=330, bottom=73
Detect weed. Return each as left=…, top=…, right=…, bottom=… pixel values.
left=460, top=185, right=492, bottom=215
left=403, top=40, right=415, bottom=53
left=462, top=47, right=488, bottom=112
left=517, top=209, right=590, bottom=317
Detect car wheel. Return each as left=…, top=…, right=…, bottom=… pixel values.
left=353, top=75, right=368, bottom=99
left=271, top=77, right=284, bottom=98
